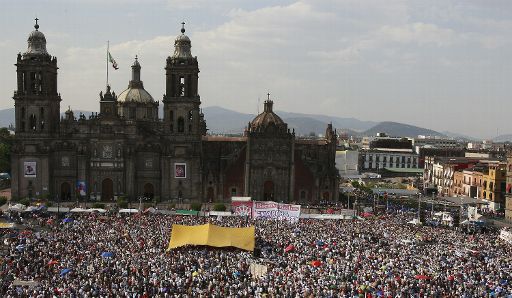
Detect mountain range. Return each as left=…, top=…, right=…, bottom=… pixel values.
left=0, top=106, right=488, bottom=139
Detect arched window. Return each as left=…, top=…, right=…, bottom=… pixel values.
left=179, top=76, right=185, bottom=96
left=21, top=107, right=25, bottom=119
left=40, top=107, right=45, bottom=130
left=177, top=117, right=184, bottom=133
left=169, top=110, right=174, bottom=121
left=29, top=114, right=36, bottom=131
left=300, top=190, right=307, bottom=200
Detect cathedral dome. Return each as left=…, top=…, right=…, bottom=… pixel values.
left=250, top=100, right=286, bottom=130
left=24, top=19, right=49, bottom=56
left=117, top=88, right=154, bottom=103
left=117, top=57, right=155, bottom=103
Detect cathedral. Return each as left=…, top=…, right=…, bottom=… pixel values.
left=11, top=20, right=339, bottom=203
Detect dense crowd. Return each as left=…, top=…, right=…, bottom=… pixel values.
left=1, top=211, right=511, bottom=297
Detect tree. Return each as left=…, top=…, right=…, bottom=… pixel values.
left=0, top=128, right=13, bottom=173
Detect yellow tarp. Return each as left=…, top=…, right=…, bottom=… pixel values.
left=0, top=222, right=14, bottom=229
left=167, top=223, right=255, bottom=251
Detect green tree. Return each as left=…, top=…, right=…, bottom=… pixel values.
left=213, top=203, right=226, bottom=211
left=0, top=127, right=13, bottom=173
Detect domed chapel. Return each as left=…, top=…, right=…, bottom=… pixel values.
left=11, top=20, right=339, bottom=203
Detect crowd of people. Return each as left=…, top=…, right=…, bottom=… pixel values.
left=1, top=210, right=511, bottom=297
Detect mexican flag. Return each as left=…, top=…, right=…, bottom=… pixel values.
left=108, top=52, right=119, bottom=70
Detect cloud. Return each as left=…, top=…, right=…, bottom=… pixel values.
left=377, top=23, right=456, bottom=46
left=2, top=0, right=512, bottom=138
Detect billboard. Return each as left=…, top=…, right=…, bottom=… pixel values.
left=174, top=163, right=186, bottom=178
left=76, top=181, right=87, bottom=196
left=24, top=161, right=36, bottom=178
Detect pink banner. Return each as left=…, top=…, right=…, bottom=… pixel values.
left=231, top=201, right=253, bottom=217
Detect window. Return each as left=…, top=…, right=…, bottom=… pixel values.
left=22, top=72, right=26, bottom=92
left=37, top=72, right=42, bottom=92
left=146, top=107, right=152, bottom=118
left=177, top=117, right=184, bottom=133
left=129, top=107, right=136, bottom=119
left=170, top=124, right=174, bottom=132
left=179, top=77, right=185, bottom=96
left=300, top=190, right=306, bottom=200
left=29, top=114, right=36, bottom=131
left=145, top=159, right=153, bottom=168
left=170, top=110, right=174, bottom=121
left=30, top=72, right=36, bottom=93
left=21, top=107, right=25, bottom=119
left=61, top=156, right=70, bottom=167
left=231, top=188, right=237, bottom=196
left=40, top=107, right=45, bottom=130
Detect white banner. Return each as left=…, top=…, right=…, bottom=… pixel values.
left=252, top=201, right=301, bottom=220
left=500, top=229, right=512, bottom=245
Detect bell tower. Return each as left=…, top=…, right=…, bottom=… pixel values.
left=163, top=23, right=202, bottom=136
left=14, top=18, right=61, bottom=136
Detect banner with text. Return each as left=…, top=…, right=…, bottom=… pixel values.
left=231, top=201, right=253, bottom=217
left=252, top=201, right=301, bottom=220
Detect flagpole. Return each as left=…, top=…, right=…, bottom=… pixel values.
left=106, top=41, right=109, bottom=88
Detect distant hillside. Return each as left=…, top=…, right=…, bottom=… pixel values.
left=275, top=110, right=377, bottom=132
left=363, top=121, right=445, bottom=138
left=202, top=106, right=254, bottom=134
left=442, top=131, right=479, bottom=141
left=0, top=106, right=464, bottom=140
left=493, top=134, right=512, bottom=142
left=202, top=106, right=365, bottom=136
left=284, top=117, right=333, bottom=136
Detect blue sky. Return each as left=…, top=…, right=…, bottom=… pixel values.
left=1, top=0, right=512, bottom=139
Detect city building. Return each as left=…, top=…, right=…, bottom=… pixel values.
left=413, top=136, right=461, bottom=149
left=10, top=20, right=339, bottom=203
left=506, top=153, right=512, bottom=220
left=480, top=162, right=506, bottom=210
left=423, top=157, right=478, bottom=196
left=335, top=150, right=359, bottom=178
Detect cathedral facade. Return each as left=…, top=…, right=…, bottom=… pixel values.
left=11, top=21, right=339, bottom=203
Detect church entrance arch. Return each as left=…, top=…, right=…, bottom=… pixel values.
left=143, top=183, right=154, bottom=199
left=101, top=178, right=114, bottom=201
left=207, top=187, right=214, bottom=202
left=263, top=180, right=274, bottom=200
left=60, top=182, right=71, bottom=201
